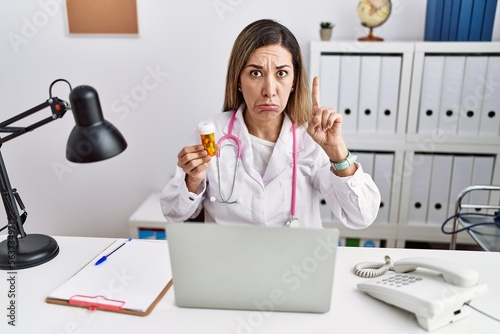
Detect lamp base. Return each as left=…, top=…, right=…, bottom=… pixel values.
left=0, top=234, right=59, bottom=270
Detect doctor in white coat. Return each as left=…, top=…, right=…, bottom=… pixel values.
left=160, top=19, right=380, bottom=229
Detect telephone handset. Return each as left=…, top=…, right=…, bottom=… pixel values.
left=356, top=256, right=488, bottom=332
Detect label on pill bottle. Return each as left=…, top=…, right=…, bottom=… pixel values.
left=198, top=122, right=216, bottom=156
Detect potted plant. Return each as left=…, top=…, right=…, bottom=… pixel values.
left=320, top=21, right=334, bottom=41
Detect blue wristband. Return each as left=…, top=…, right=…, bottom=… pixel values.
left=330, top=151, right=357, bottom=171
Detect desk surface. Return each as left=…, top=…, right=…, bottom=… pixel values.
left=1, top=236, right=499, bottom=334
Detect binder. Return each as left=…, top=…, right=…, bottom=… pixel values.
left=478, top=56, right=500, bottom=135
left=457, top=56, right=489, bottom=135
left=481, top=0, right=498, bottom=41
left=377, top=56, right=401, bottom=133
left=46, top=239, right=173, bottom=316
left=338, top=237, right=346, bottom=247
left=354, top=151, right=375, bottom=175
left=440, top=0, right=453, bottom=41
left=424, top=0, right=444, bottom=41
left=338, top=55, right=361, bottom=132
left=437, top=56, right=466, bottom=134
left=418, top=56, right=445, bottom=134
left=319, top=55, right=340, bottom=113
left=427, top=155, right=453, bottom=225
left=469, top=0, right=487, bottom=41
left=358, top=56, right=381, bottom=133
left=361, top=239, right=380, bottom=247
left=373, top=153, right=394, bottom=223
left=449, top=0, right=463, bottom=40
left=346, top=238, right=361, bottom=247
left=408, top=154, right=433, bottom=224
left=447, top=155, right=474, bottom=218
left=457, top=0, right=474, bottom=41
left=467, top=156, right=495, bottom=212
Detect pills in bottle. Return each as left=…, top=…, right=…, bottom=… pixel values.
left=197, top=122, right=216, bottom=156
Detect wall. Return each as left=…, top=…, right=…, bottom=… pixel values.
left=0, top=0, right=499, bottom=238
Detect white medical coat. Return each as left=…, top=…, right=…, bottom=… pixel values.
left=160, top=105, right=381, bottom=229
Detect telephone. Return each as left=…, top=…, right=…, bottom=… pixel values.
left=356, top=256, right=488, bottom=332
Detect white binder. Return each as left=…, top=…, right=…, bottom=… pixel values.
left=417, top=56, right=445, bottom=134
left=354, top=152, right=375, bottom=175
left=467, top=156, right=495, bottom=213
left=457, top=56, right=488, bottom=135
left=408, top=154, right=433, bottom=224
left=438, top=56, right=465, bottom=134
left=373, top=153, right=394, bottom=223
left=358, top=56, right=382, bottom=133
left=478, top=56, right=500, bottom=136
left=447, top=155, right=474, bottom=218
left=427, top=155, right=453, bottom=225
left=319, top=55, right=340, bottom=113
left=338, top=56, right=361, bottom=132
left=377, top=56, right=401, bottom=133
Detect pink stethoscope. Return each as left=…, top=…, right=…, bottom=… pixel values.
left=211, top=111, right=299, bottom=227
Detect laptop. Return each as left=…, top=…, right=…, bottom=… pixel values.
left=165, top=223, right=339, bottom=313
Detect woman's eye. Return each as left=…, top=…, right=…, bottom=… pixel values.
left=250, top=70, right=262, bottom=77
left=277, top=70, right=288, bottom=78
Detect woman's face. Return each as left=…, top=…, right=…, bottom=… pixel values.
left=239, top=44, right=295, bottom=123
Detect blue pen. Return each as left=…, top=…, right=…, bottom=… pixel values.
left=95, top=238, right=132, bottom=265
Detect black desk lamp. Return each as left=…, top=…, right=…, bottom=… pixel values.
left=0, top=79, right=127, bottom=270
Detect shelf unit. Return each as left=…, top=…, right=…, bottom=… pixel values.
left=128, top=193, right=167, bottom=239
left=310, top=41, right=500, bottom=248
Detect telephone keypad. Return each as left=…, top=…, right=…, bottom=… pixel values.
left=376, top=274, right=423, bottom=288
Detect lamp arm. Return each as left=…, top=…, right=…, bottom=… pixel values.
left=0, top=96, right=69, bottom=265
left=0, top=150, right=26, bottom=249
left=0, top=97, right=69, bottom=145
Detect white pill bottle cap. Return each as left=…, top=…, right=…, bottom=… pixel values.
left=197, top=122, right=215, bottom=135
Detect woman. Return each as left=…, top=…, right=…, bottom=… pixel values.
left=160, top=19, right=380, bottom=229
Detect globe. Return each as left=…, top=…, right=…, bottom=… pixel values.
left=357, top=0, right=392, bottom=41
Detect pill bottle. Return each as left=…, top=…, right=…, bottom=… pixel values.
left=197, top=122, right=216, bottom=156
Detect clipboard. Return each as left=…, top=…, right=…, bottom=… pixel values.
left=46, top=239, right=173, bottom=316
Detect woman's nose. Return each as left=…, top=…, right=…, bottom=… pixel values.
left=262, top=76, right=277, bottom=97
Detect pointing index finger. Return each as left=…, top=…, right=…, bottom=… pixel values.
left=311, top=76, right=320, bottom=109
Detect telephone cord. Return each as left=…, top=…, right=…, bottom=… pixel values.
left=354, top=255, right=394, bottom=278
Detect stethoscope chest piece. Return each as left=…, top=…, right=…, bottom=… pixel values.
left=286, top=218, right=300, bottom=228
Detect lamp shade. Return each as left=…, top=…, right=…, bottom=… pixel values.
left=66, top=85, right=127, bottom=163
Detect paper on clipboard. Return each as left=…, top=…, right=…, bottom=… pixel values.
left=46, top=239, right=173, bottom=316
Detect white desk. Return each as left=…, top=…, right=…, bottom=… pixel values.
left=1, top=236, right=499, bottom=333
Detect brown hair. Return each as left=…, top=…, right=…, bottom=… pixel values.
left=223, top=19, right=311, bottom=125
